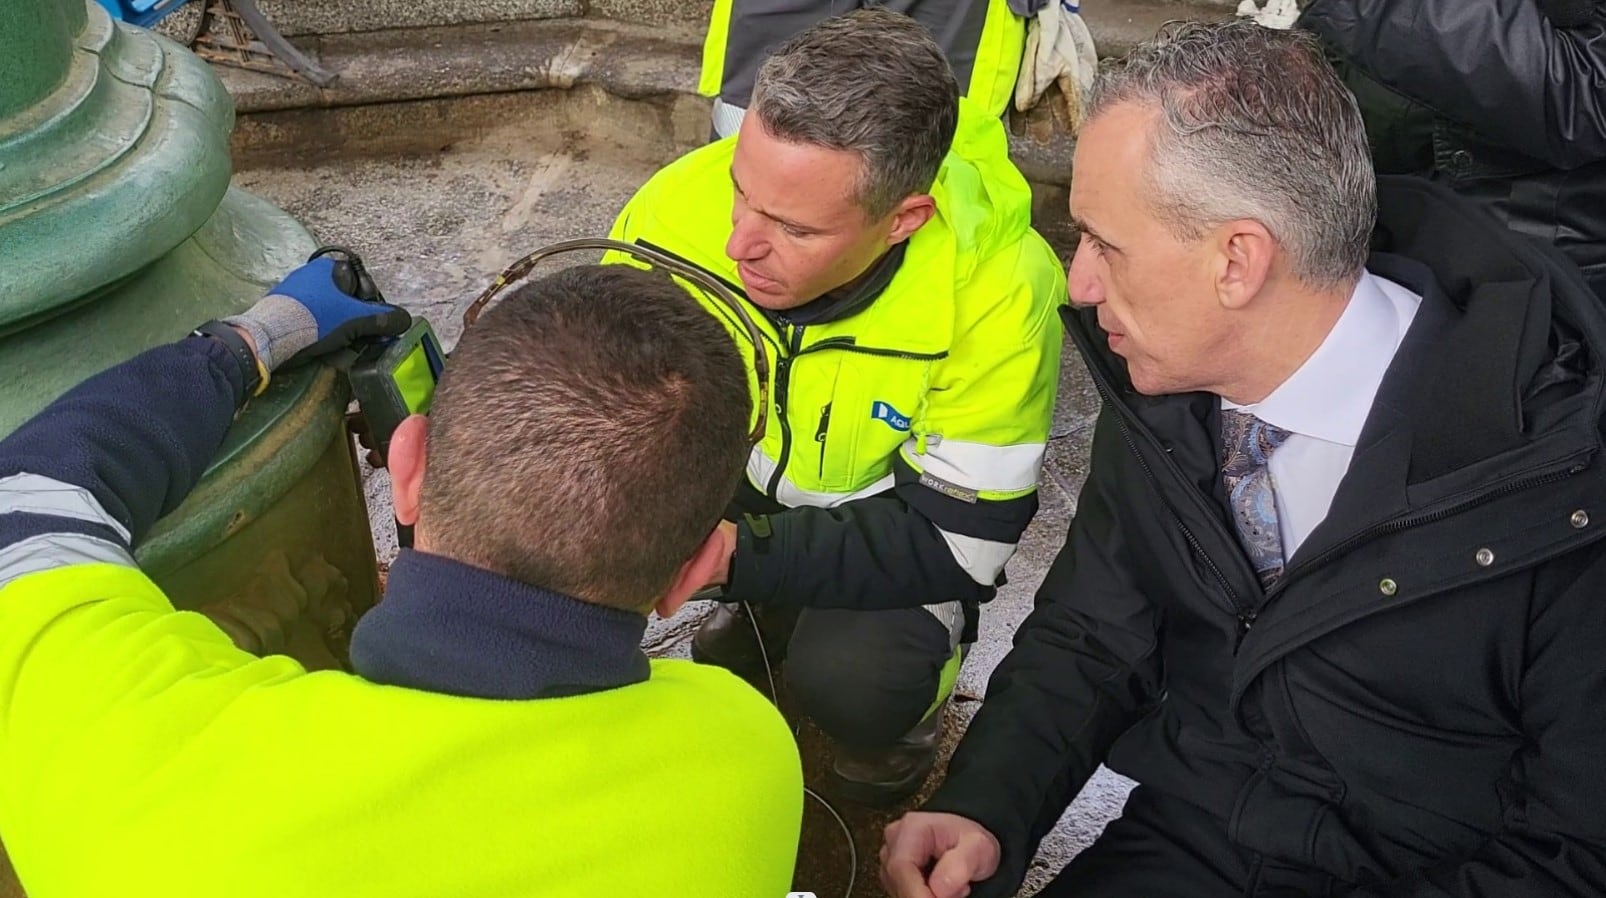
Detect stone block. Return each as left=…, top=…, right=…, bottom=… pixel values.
left=252, top=0, right=584, bottom=37
left=588, top=0, right=712, bottom=32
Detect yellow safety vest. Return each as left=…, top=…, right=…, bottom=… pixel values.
left=0, top=563, right=803, bottom=898
left=609, top=98, right=1065, bottom=587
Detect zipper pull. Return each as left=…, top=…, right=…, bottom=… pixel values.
left=816, top=403, right=832, bottom=477
left=774, top=357, right=791, bottom=410
left=1233, top=611, right=1257, bottom=654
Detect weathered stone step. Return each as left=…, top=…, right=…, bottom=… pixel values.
left=247, top=0, right=1232, bottom=39
left=222, top=17, right=700, bottom=114
left=213, top=0, right=1236, bottom=188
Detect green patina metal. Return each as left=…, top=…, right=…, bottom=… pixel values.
left=0, top=0, right=81, bottom=120
left=0, top=0, right=379, bottom=670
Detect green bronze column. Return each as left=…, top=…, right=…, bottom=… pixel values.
left=0, top=0, right=379, bottom=670
left=0, top=0, right=82, bottom=119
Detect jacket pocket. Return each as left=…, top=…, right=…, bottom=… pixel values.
left=818, top=353, right=933, bottom=492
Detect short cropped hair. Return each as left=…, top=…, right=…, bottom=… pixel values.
left=419, top=265, right=751, bottom=612
left=750, top=8, right=960, bottom=220
left=1088, top=20, right=1376, bottom=287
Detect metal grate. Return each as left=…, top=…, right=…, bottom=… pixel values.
left=187, top=0, right=336, bottom=87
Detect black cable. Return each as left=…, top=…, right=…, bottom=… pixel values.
left=741, top=600, right=858, bottom=898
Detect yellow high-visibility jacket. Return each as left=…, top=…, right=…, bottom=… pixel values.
left=0, top=339, right=804, bottom=898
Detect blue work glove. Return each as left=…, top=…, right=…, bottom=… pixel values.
left=223, top=256, right=412, bottom=372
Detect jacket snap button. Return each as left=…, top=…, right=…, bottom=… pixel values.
left=1475, top=548, right=1495, bottom=567
left=1572, top=510, right=1590, bottom=529
left=1379, top=578, right=1398, bottom=596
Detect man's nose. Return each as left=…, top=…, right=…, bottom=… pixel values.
left=1066, top=243, right=1105, bottom=306
left=726, top=212, right=767, bottom=262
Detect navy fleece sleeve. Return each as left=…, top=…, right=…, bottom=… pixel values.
left=0, top=337, right=247, bottom=555
left=725, top=454, right=1037, bottom=610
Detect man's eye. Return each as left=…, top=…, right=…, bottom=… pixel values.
left=1082, top=233, right=1107, bottom=255
left=780, top=223, right=809, bottom=238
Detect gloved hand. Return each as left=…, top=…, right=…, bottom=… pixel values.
left=1236, top=0, right=1299, bottom=29
left=1013, top=0, right=1099, bottom=133
left=224, top=255, right=412, bottom=372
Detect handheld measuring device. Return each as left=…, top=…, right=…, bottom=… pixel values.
left=308, top=246, right=446, bottom=466
left=347, top=321, right=446, bottom=463
left=307, top=247, right=445, bottom=549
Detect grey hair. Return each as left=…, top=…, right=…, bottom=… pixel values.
left=750, top=8, right=959, bottom=220
left=1087, top=20, right=1376, bottom=287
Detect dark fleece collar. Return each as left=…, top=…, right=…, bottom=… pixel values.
left=349, top=550, right=650, bottom=700
left=775, top=240, right=909, bottom=326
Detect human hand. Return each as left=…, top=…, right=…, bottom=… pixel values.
left=224, top=255, right=411, bottom=371
left=880, top=812, right=1002, bottom=898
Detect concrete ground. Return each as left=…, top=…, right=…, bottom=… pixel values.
left=233, top=80, right=1134, bottom=898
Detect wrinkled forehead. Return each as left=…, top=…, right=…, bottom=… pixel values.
left=732, top=116, right=869, bottom=228
left=1070, top=103, right=1160, bottom=219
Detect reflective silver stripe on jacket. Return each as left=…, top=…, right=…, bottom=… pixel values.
left=937, top=527, right=1016, bottom=586
left=712, top=98, right=746, bottom=139
left=0, top=473, right=136, bottom=590
left=745, top=451, right=895, bottom=509
left=922, top=599, right=966, bottom=651
left=0, top=473, right=132, bottom=543
left=0, top=533, right=135, bottom=590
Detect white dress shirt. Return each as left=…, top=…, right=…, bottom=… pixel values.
left=1222, top=271, right=1423, bottom=558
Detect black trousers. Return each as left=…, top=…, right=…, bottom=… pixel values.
left=1036, top=787, right=1335, bottom=898
left=780, top=605, right=957, bottom=748
left=1036, top=788, right=1249, bottom=898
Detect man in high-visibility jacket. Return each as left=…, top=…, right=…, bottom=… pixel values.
left=0, top=262, right=802, bottom=897
left=611, top=9, right=1066, bottom=805
left=699, top=0, right=1026, bottom=137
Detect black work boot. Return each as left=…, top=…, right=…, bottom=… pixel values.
left=826, top=699, right=946, bottom=808
left=690, top=602, right=799, bottom=680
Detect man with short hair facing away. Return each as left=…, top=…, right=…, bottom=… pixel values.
left=883, top=20, right=1606, bottom=898
left=611, top=8, right=1066, bottom=806
left=0, top=262, right=802, bottom=897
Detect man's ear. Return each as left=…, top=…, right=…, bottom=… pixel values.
left=655, top=523, right=735, bottom=619
left=885, top=194, right=937, bottom=244
left=1214, top=219, right=1277, bottom=311
left=388, top=415, right=430, bottom=527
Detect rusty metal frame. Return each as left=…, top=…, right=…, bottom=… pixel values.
left=188, top=0, right=336, bottom=87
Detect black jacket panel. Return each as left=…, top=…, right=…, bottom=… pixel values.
left=1302, top=0, right=1606, bottom=167
left=1301, top=0, right=1606, bottom=292
left=924, top=179, right=1606, bottom=897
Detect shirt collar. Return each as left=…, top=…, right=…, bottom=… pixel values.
left=771, top=241, right=908, bottom=327
left=1224, top=270, right=1422, bottom=446
left=349, top=550, right=651, bottom=700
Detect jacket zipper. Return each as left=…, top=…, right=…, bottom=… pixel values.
left=1263, top=456, right=1591, bottom=601
left=1075, top=315, right=1595, bottom=647
left=1104, top=396, right=1256, bottom=640
left=622, top=246, right=946, bottom=499
left=799, top=335, right=949, bottom=363
left=766, top=325, right=806, bottom=499
left=815, top=402, right=832, bottom=477
left=1077, top=349, right=1254, bottom=638
left=776, top=337, right=946, bottom=492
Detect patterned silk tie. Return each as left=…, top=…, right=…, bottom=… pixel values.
left=1220, top=409, right=1292, bottom=588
